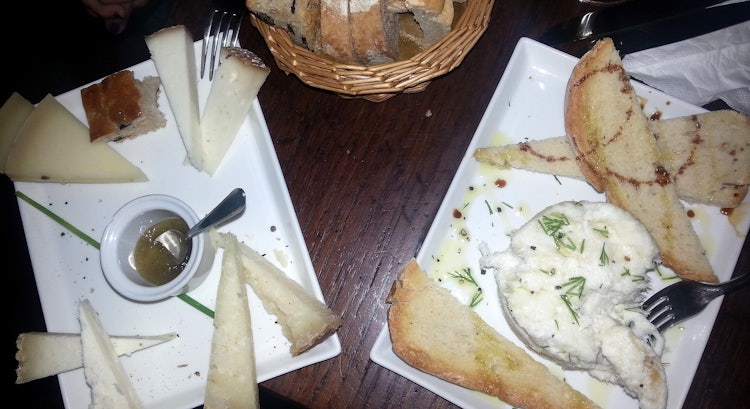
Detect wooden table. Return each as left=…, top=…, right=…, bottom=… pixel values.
left=4, top=0, right=748, bottom=408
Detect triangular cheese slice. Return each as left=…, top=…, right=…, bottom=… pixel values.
left=78, top=299, right=144, bottom=409
left=204, top=233, right=259, bottom=409
left=4, top=94, right=147, bottom=183
left=15, top=331, right=176, bottom=384
left=145, top=25, right=203, bottom=170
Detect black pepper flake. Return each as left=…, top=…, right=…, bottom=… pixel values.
left=530, top=245, right=536, bottom=250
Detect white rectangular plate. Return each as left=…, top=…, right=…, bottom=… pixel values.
left=16, top=41, right=341, bottom=409
left=370, top=37, right=750, bottom=409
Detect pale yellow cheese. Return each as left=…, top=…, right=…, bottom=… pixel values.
left=204, top=233, right=259, bottom=409
left=215, top=231, right=341, bottom=356
left=4, top=95, right=147, bottom=183
left=200, top=47, right=270, bottom=175
left=0, top=92, right=34, bottom=172
left=78, top=299, right=144, bottom=409
left=145, top=25, right=203, bottom=169
left=15, top=332, right=176, bottom=384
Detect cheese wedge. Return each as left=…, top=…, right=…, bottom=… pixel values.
left=200, top=47, right=270, bottom=175
left=145, top=25, right=203, bottom=169
left=78, top=299, right=144, bottom=409
left=15, top=332, right=176, bottom=384
left=213, top=232, right=342, bottom=356
left=3, top=95, right=147, bottom=183
left=205, top=233, right=259, bottom=409
left=0, top=92, right=34, bottom=171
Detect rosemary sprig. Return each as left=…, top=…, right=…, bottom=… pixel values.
left=538, top=213, right=577, bottom=250
left=449, top=267, right=483, bottom=307
left=560, top=294, right=580, bottom=325
left=561, top=276, right=586, bottom=298
left=599, top=243, right=610, bottom=266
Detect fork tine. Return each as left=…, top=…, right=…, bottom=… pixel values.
left=203, top=10, right=243, bottom=80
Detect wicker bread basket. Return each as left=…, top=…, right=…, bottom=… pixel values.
left=249, top=0, right=494, bottom=102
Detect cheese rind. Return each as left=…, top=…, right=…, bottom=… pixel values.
left=4, top=95, right=147, bottom=183
left=146, top=25, right=203, bottom=169
left=0, top=92, right=34, bottom=172
left=200, top=47, right=270, bottom=175
left=15, top=332, right=176, bottom=384
left=78, top=299, right=144, bottom=409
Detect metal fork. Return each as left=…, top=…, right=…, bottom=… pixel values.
left=642, top=273, right=750, bottom=332
left=201, top=9, right=244, bottom=80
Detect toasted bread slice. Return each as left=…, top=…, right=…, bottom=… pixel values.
left=387, top=259, right=601, bottom=409
left=565, top=38, right=716, bottom=282
left=474, top=111, right=750, bottom=208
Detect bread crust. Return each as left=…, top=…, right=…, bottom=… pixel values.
left=387, top=259, right=601, bottom=409
left=565, top=38, right=717, bottom=283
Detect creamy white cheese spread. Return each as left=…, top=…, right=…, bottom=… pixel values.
left=480, top=201, right=667, bottom=409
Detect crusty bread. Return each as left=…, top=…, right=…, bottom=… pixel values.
left=651, top=111, right=749, bottom=207
left=245, top=0, right=321, bottom=50
left=386, top=0, right=453, bottom=50
left=318, top=0, right=356, bottom=62
left=565, top=38, right=716, bottom=283
left=387, top=259, right=601, bottom=409
left=350, top=0, right=399, bottom=64
left=246, top=0, right=455, bottom=65
left=80, top=70, right=166, bottom=143
left=474, top=111, right=750, bottom=208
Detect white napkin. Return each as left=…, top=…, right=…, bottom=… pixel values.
left=622, top=13, right=750, bottom=114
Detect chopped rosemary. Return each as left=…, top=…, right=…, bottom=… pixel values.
left=449, top=267, right=480, bottom=287
left=449, top=267, right=484, bottom=308
left=538, top=213, right=577, bottom=250
left=593, top=227, right=610, bottom=238
left=621, top=269, right=646, bottom=282
left=561, top=276, right=585, bottom=298
left=484, top=199, right=493, bottom=215
left=599, top=243, right=609, bottom=266
left=560, top=294, right=580, bottom=325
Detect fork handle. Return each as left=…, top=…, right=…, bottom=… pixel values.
left=711, top=272, right=750, bottom=296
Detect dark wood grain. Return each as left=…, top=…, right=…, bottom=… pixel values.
left=4, top=0, right=748, bottom=408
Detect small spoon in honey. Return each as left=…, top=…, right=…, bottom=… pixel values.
left=155, top=188, right=246, bottom=264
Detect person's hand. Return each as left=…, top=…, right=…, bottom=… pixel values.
left=81, top=0, right=151, bottom=34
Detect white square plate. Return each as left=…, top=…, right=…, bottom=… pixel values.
left=370, top=37, right=749, bottom=409
left=15, top=41, right=341, bottom=409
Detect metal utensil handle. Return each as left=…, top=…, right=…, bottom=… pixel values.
left=186, top=188, right=246, bottom=237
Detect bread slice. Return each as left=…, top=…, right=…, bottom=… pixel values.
left=245, top=0, right=321, bottom=51
left=80, top=70, right=166, bottom=143
left=387, top=259, right=601, bottom=409
left=3, top=94, right=147, bottom=183
left=15, top=332, right=176, bottom=384
left=201, top=47, right=270, bottom=175
left=205, top=233, right=259, bottom=409
left=387, top=0, right=453, bottom=51
left=145, top=25, right=203, bottom=169
left=215, top=231, right=342, bottom=356
left=565, top=38, right=716, bottom=282
left=318, top=0, right=356, bottom=62
left=474, top=111, right=750, bottom=208
left=78, top=299, right=143, bottom=409
left=350, top=0, right=399, bottom=65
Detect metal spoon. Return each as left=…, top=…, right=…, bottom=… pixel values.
left=155, top=188, right=246, bottom=264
